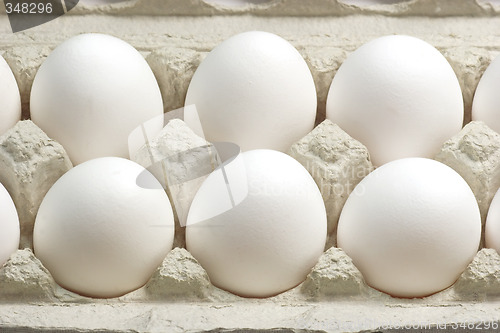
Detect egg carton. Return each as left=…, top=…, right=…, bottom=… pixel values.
left=1, top=1, right=500, bottom=332
left=66, top=0, right=500, bottom=17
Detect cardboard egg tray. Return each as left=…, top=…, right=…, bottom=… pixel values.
left=1, top=1, right=500, bottom=332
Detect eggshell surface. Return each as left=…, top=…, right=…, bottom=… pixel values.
left=0, top=183, right=20, bottom=267
left=485, top=188, right=500, bottom=254
left=33, top=157, right=174, bottom=298
left=30, top=33, right=163, bottom=165
left=472, top=54, right=500, bottom=134
left=186, top=149, right=327, bottom=298
left=326, top=35, right=463, bottom=166
left=0, top=55, right=21, bottom=136
left=337, top=158, right=480, bottom=298
left=185, top=31, right=317, bottom=152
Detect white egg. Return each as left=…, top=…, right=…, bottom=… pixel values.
left=337, top=158, right=480, bottom=298
left=472, top=54, right=500, bottom=133
left=185, top=31, right=317, bottom=152
left=0, top=182, right=20, bottom=267
left=485, top=188, right=500, bottom=254
left=326, top=35, right=463, bottom=166
left=0, top=55, right=21, bottom=136
left=33, top=157, right=174, bottom=298
left=186, top=149, right=326, bottom=298
left=30, top=33, right=163, bottom=165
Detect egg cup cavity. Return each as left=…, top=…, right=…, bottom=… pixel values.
left=0, top=54, right=21, bottom=136
left=0, top=183, right=20, bottom=268
left=30, top=33, right=164, bottom=166
left=185, top=31, right=317, bottom=153
left=326, top=35, right=463, bottom=167
left=128, top=102, right=326, bottom=298
left=32, top=157, right=175, bottom=299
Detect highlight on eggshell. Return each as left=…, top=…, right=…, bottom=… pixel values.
left=485, top=187, right=500, bottom=254
left=0, top=54, right=21, bottom=136
left=185, top=30, right=317, bottom=152
left=30, top=33, right=164, bottom=165
left=33, top=157, right=175, bottom=298
left=0, top=182, right=20, bottom=267
left=472, top=53, right=500, bottom=134
left=186, top=149, right=327, bottom=298
left=337, top=158, right=481, bottom=298
left=326, top=35, right=464, bottom=166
